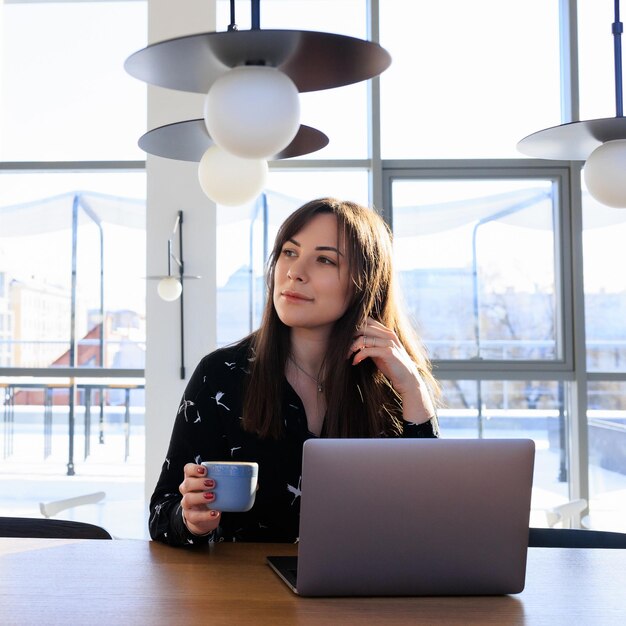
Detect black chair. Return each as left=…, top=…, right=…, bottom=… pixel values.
left=529, top=527, right=626, bottom=548
left=0, top=516, right=112, bottom=539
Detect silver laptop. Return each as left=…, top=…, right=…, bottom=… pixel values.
left=267, top=438, right=535, bottom=597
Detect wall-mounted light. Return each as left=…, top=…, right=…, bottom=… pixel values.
left=147, top=211, right=199, bottom=378
left=157, top=276, right=183, bottom=302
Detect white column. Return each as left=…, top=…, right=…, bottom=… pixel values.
left=145, top=1, right=217, bottom=501
left=0, top=0, right=4, bottom=158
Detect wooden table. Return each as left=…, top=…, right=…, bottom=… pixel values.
left=1, top=539, right=625, bottom=625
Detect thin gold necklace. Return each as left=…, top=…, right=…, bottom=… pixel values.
left=289, top=355, right=324, bottom=393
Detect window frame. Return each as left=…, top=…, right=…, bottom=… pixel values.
left=382, top=159, right=575, bottom=378
left=0, top=160, right=146, bottom=381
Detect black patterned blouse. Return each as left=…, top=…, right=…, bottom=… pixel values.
left=149, top=337, right=439, bottom=547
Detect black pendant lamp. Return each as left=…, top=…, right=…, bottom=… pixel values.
left=125, top=0, right=391, bottom=205
left=518, top=0, right=626, bottom=208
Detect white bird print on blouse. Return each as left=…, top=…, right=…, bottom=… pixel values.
left=287, top=476, right=302, bottom=505
left=230, top=446, right=242, bottom=457
left=211, top=391, right=230, bottom=411
left=178, top=396, right=196, bottom=422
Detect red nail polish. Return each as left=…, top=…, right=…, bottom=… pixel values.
left=197, top=466, right=205, bottom=474
left=203, top=492, right=214, bottom=500
left=204, top=479, right=214, bottom=488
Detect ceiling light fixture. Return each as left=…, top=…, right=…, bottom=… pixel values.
left=204, top=64, right=301, bottom=159
left=198, top=145, right=268, bottom=206
left=518, top=0, right=626, bottom=208
left=125, top=0, right=391, bottom=204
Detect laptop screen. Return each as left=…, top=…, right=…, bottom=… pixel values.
left=275, top=438, right=535, bottom=596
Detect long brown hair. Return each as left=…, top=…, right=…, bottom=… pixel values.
left=241, top=198, right=439, bottom=438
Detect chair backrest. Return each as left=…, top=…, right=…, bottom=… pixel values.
left=529, top=527, right=626, bottom=548
left=545, top=498, right=588, bottom=528
left=39, top=491, right=106, bottom=519
left=0, top=517, right=112, bottom=540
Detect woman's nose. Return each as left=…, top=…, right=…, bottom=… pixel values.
left=287, top=261, right=306, bottom=282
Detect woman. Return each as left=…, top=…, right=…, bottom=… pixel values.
left=149, top=198, right=440, bottom=546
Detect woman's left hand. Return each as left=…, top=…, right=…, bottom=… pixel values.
left=349, top=317, right=435, bottom=423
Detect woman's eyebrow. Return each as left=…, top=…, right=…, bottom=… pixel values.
left=286, top=238, right=344, bottom=256
left=316, top=246, right=344, bottom=256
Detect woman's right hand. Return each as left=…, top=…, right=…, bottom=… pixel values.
left=179, top=463, right=221, bottom=536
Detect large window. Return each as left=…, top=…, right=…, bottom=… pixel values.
left=1, top=0, right=146, bottom=161
left=214, top=0, right=626, bottom=533
left=0, top=172, right=146, bottom=370
left=1, top=1, right=147, bottom=538
left=582, top=195, right=626, bottom=373
left=379, top=0, right=561, bottom=159
left=3, top=1, right=625, bottom=537
left=388, top=175, right=562, bottom=362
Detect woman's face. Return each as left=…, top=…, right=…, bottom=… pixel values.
left=273, top=213, right=352, bottom=335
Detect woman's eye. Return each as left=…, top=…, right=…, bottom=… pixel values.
left=282, top=248, right=296, bottom=257
left=318, top=256, right=337, bottom=266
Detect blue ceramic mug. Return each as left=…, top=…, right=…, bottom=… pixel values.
left=201, top=461, right=259, bottom=512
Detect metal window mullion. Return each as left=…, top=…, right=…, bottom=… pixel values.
left=566, top=161, right=589, bottom=505
left=554, top=172, right=571, bottom=369
left=268, top=159, right=370, bottom=171
left=367, top=0, right=383, bottom=214
left=433, top=362, right=575, bottom=381
left=587, top=372, right=626, bottom=382
left=558, top=0, right=588, bottom=507
left=0, top=367, right=144, bottom=378
left=0, top=161, right=145, bottom=172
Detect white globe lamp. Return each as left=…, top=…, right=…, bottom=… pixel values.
left=204, top=65, right=300, bottom=159
left=584, top=139, right=626, bottom=208
left=198, top=145, right=267, bottom=206
left=157, top=276, right=182, bottom=301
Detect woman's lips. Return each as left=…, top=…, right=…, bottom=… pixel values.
left=281, top=290, right=313, bottom=302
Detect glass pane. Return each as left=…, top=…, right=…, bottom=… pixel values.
left=0, top=375, right=146, bottom=539
left=582, top=189, right=626, bottom=373
left=0, top=1, right=147, bottom=161
left=391, top=178, right=559, bottom=360
left=439, top=378, right=569, bottom=527
left=0, top=171, right=146, bottom=369
left=380, top=0, right=561, bottom=158
left=578, top=0, right=617, bottom=120
left=587, top=381, right=626, bottom=532
left=216, top=170, right=368, bottom=346
left=216, top=0, right=368, bottom=159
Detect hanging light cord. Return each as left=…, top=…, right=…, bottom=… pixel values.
left=228, top=0, right=238, bottom=31
left=613, top=0, right=623, bottom=116
left=251, top=0, right=260, bottom=30
left=228, top=1, right=260, bottom=31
